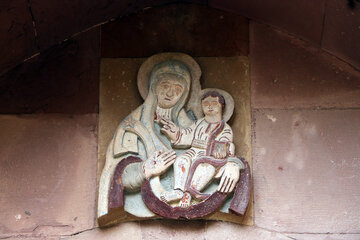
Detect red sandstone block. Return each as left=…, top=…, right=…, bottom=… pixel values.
left=101, top=4, right=249, bottom=57
left=0, top=0, right=37, bottom=74
left=322, top=0, right=360, bottom=70
left=205, top=223, right=290, bottom=240
left=250, top=22, right=360, bottom=109
left=287, top=234, right=360, bottom=240
left=29, top=0, right=124, bottom=50
left=29, top=0, right=183, bottom=50
left=0, top=114, right=97, bottom=237
left=68, top=222, right=142, bottom=240
left=252, top=109, right=360, bottom=233
left=2, top=238, right=60, bottom=240
left=0, top=28, right=100, bottom=114
left=209, top=0, right=326, bottom=45
left=140, top=220, right=206, bottom=240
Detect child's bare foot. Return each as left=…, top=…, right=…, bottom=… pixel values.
left=179, top=192, right=192, bottom=208
left=160, top=189, right=184, bottom=203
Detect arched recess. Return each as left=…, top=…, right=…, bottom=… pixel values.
left=0, top=0, right=359, bottom=76
left=0, top=2, right=359, bottom=114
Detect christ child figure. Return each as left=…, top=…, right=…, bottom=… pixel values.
left=160, top=91, right=241, bottom=208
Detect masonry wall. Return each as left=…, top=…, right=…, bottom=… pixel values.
left=0, top=3, right=360, bottom=240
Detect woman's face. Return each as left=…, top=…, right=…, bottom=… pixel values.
left=156, top=76, right=185, bottom=109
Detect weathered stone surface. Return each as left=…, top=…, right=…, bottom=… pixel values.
left=5, top=237, right=61, bottom=240
left=322, top=0, right=360, bottom=70
left=250, top=22, right=360, bottom=109
left=0, top=0, right=37, bottom=75
left=286, top=233, right=360, bottom=240
left=253, top=109, right=360, bottom=233
left=68, top=222, right=141, bottom=240
left=101, top=4, right=248, bottom=58
left=30, top=0, right=122, bottom=50
left=0, top=114, right=97, bottom=237
left=30, top=0, right=202, bottom=50
left=209, top=0, right=326, bottom=45
left=205, top=222, right=290, bottom=240
left=140, top=220, right=206, bottom=240
left=0, top=28, right=100, bottom=114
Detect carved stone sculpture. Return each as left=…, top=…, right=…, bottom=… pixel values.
left=97, top=53, right=251, bottom=226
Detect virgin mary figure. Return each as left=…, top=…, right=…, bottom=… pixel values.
left=97, top=53, right=248, bottom=226
left=98, top=53, right=201, bottom=224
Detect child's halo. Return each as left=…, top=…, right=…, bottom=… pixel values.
left=195, top=88, right=234, bottom=122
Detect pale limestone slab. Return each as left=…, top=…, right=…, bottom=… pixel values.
left=253, top=109, right=360, bottom=233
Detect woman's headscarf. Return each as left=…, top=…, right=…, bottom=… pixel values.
left=141, top=60, right=191, bottom=151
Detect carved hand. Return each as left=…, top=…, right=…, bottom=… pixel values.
left=160, top=118, right=179, bottom=142
left=142, top=150, right=177, bottom=179
left=215, top=162, right=240, bottom=193
left=213, top=147, right=227, bottom=159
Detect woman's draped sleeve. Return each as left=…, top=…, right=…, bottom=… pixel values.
left=121, top=162, right=146, bottom=192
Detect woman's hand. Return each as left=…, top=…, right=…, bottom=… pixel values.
left=215, top=162, right=240, bottom=193
left=160, top=118, right=179, bottom=142
left=142, top=150, right=177, bottom=179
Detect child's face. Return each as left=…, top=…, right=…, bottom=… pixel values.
left=202, top=96, right=222, bottom=117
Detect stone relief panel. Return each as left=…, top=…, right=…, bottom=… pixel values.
left=98, top=53, right=252, bottom=226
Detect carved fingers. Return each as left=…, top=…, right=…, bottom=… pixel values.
left=160, top=118, right=176, bottom=128
left=143, top=150, right=177, bottom=178
left=158, top=150, right=177, bottom=166
left=213, top=151, right=226, bottom=159
left=216, top=162, right=240, bottom=193
left=161, top=125, right=177, bottom=140
left=212, top=144, right=227, bottom=159
left=160, top=118, right=179, bottom=141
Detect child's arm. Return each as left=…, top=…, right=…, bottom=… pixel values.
left=213, top=124, right=234, bottom=158
left=161, top=118, right=197, bottom=148
left=217, top=124, right=233, bottom=143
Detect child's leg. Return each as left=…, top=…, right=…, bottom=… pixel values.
left=160, top=189, right=183, bottom=203
left=191, top=163, right=216, bottom=192
left=173, top=150, right=193, bottom=191
left=160, top=150, right=193, bottom=203
left=179, top=163, right=216, bottom=208
left=179, top=192, right=192, bottom=208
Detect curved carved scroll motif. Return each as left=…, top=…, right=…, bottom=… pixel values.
left=141, top=158, right=251, bottom=219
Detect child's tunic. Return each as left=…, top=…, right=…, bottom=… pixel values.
left=172, top=118, right=235, bottom=191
